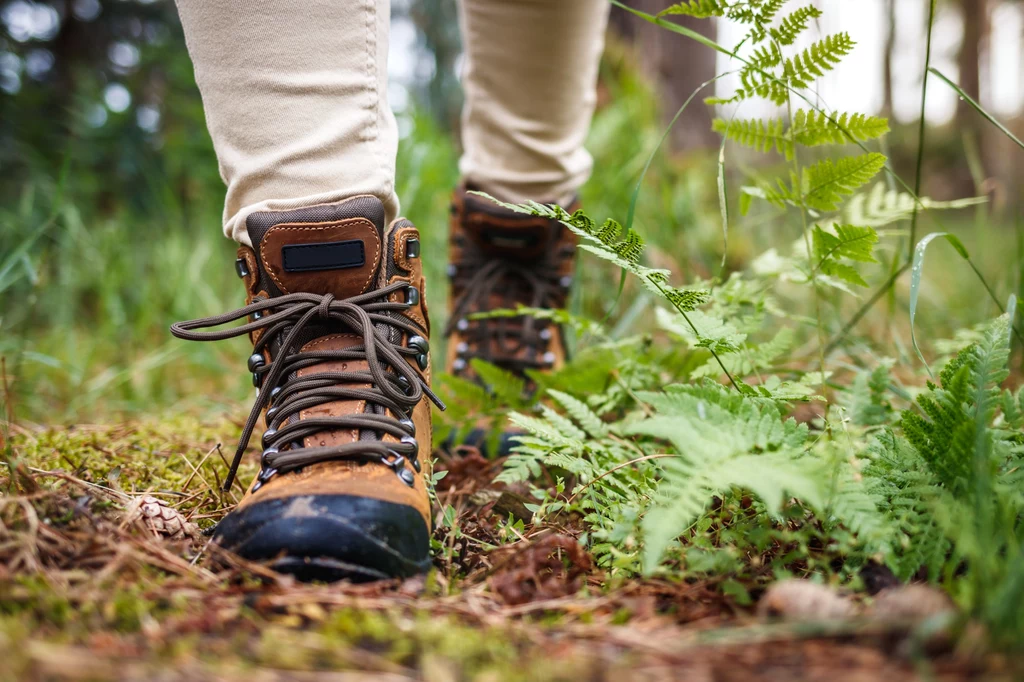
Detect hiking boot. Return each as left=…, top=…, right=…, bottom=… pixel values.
left=444, top=186, right=578, bottom=452
left=446, top=186, right=578, bottom=380
left=171, top=196, right=442, bottom=582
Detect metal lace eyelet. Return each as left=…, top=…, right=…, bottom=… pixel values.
left=247, top=353, right=266, bottom=372
left=456, top=341, right=468, bottom=354
left=539, top=328, right=553, bottom=341
left=412, top=458, right=421, bottom=473
left=252, top=309, right=263, bottom=320
left=261, top=428, right=277, bottom=448
left=452, top=358, right=467, bottom=372
left=261, top=448, right=278, bottom=467
left=542, top=351, right=557, bottom=365
left=265, top=406, right=279, bottom=424
left=252, top=372, right=263, bottom=388
left=235, top=258, right=250, bottom=278
left=399, top=418, right=415, bottom=435
left=401, top=434, right=417, bottom=449
left=404, top=285, right=420, bottom=306
left=456, top=318, right=469, bottom=331
left=408, top=335, right=429, bottom=370
left=384, top=451, right=406, bottom=471
left=398, top=468, right=416, bottom=486
left=396, top=375, right=411, bottom=393
left=252, top=467, right=279, bottom=492
left=270, top=386, right=282, bottom=401
left=559, top=275, right=573, bottom=289
left=446, top=264, right=457, bottom=278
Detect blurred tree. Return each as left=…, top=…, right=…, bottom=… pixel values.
left=882, top=0, right=896, bottom=117
left=405, top=0, right=462, bottom=132
left=609, top=1, right=718, bottom=152
left=956, top=0, right=989, bottom=134
left=0, top=0, right=218, bottom=219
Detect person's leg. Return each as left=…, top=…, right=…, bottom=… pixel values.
left=172, top=1, right=436, bottom=583
left=175, top=0, right=398, bottom=245
left=444, top=0, right=609, bottom=454
left=457, top=0, right=610, bottom=206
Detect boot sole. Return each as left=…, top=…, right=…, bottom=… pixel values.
left=213, top=494, right=432, bottom=583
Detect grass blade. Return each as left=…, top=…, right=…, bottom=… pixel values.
left=909, top=0, right=937, bottom=252
left=929, top=67, right=1024, bottom=151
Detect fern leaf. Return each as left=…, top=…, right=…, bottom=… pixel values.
left=812, top=224, right=878, bottom=288
left=713, top=117, right=792, bottom=158
left=690, top=327, right=794, bottom=379
left=549, top=389, right=609, bottom=439
left=657, top=307, right=747, bottom=354
left=748, top=0, right=788, bottom=42
left=770, top=5, right=822, bottom=46
left=715, top=111, right=888, bottom=160
left=469, top=359, right=526, bottom=404
left=768, top=153, right=886, bottom=211
left=791, top=110, right=889, bottom=148
left=783, top=33, right=855, bottom=88
left=847, top=182, right=989, bottom=228
left=658, top=0, right=727, bottom=18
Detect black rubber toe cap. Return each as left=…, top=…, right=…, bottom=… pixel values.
left=213, top=495, right=431, bottom=582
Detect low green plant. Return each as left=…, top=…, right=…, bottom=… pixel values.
left=464, top=0, right=1022, bottom=649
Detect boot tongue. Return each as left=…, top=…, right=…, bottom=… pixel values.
left=246, top=196, right=386, bottom=299
left=460, top=190, right=562, bottom=261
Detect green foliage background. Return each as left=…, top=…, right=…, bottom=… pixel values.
left=2, top=0, right=1024, bottom=651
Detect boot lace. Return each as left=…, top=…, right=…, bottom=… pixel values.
left=444, top=246, right=573, bottom=374
left=170, top=281, right=444, bottom=492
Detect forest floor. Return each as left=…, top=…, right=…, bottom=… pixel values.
left=2, top=414, right=1020, bottom=682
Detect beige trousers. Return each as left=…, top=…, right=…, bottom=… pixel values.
left=175, top=0, right=609, bottom=245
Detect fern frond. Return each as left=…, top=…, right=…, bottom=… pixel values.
left=748, top=0, right=788, bottom=42
left=658, top=0, right=727, bottom=18
left=844, top=182, right=987, bottom=228
left=713, top=118, right=792, bottom=157
left=782, top=33, right=855, bottom=89
left=733, top=32, right=855, bottom=105
left=767, top=153, right=886, bottom=212
left=770, top=5, right=822, bottom=45
left=690, top=327, right=794, bottom=379
left=811, top=224, right=878, bottom=287
left=715, top=111, right=888, bottom=161
left=627, top=381, right=822, bottom=571
left=549, top=389, right=609, bottom=439
left=791, top=110, right=889, bottom=147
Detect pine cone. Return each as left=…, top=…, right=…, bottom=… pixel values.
left=124, top=495, right=200, bottom=540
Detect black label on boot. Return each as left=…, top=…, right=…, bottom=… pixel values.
left=282, top=240, right=366, bottom=272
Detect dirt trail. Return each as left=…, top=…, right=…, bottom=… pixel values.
left=0, top=419, right=1015, bottom=681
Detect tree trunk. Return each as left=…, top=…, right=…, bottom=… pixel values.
left=610, top=1, right=719, bottom=153
left=956, top=0, right=987, bottom=133
left=882, top=0, right=896, bottom=117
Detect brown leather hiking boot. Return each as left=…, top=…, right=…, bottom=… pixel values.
left=444, top=186, right=578, bottom=454
left=445, top=186, right=578, bottom=380
left=171, top=196, right=442, bottom=582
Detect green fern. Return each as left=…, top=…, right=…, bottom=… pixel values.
left=843, top=360, right=895, bottom=427
left=813, top=224, right=879, bottom=287
left=770, top=5, right=822, bottom=45
left=714, top=111, right=888, bottom=161
left=843, top=182, right=988, bottom=228
left=473, top=194, right=711, bottom=313
left=626, top=381, right=823, bottom=571
left=766, top=153, right=887, bottom=212
left=658, top=0, right=728, bottom=18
